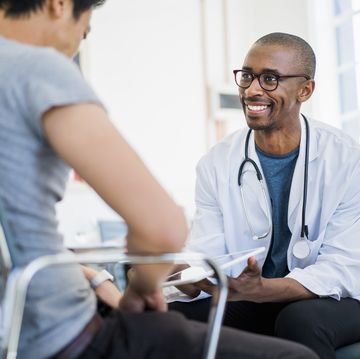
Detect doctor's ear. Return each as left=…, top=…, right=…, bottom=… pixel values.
left=297, top=79, right=315, bottom=103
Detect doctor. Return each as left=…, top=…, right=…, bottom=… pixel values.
left=172, top=33, right=360, bottom=359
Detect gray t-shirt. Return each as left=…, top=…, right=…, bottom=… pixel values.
left=0, top=37, right=101, bottom=359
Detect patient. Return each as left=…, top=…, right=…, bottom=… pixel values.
left=0, top=0, right=319, bottom=358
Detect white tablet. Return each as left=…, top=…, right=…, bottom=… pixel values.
left=162, top=246, right=265, bottom=287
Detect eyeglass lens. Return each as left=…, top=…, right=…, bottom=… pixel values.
left=235, top=71, right=278, bottom=91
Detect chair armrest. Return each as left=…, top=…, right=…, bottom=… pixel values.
left=3, top=250, right=227, bottom=359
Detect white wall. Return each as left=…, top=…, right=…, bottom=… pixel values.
left=88, top=0, right=206, bottom=210
left=58, top=0, right=318, bottom=244
left=227, top=0, right=310, bottom=68
left=307, top=0, right=341, bottom=128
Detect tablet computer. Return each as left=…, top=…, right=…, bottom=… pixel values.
left=162, top=246, right=265, bottom=287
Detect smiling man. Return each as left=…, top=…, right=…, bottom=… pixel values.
left=171, top=33, right=360, bottom=359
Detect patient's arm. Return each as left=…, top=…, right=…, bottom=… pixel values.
left=81, top=265, right=122, bottom=309
left=43, top=104, right=187, bottom=309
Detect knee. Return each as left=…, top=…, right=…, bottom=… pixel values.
left=274, top=301, right=320, bottom=341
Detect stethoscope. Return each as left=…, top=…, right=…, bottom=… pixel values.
left=238, top=114, right=310, bottom=260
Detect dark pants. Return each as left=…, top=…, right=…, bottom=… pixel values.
left=78, top=309, right=318, bottom=359
left=170, top=298, right=360, bottom=359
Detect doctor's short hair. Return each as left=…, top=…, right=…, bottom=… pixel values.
left=0, top=0, right=106, bottom=19
left=254, top=32, right=316, bottom=79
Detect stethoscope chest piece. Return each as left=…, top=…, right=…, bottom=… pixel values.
left=292, top=239, right=311, bottom=260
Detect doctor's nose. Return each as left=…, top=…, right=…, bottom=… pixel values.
left=244, top=77, right=265, bottom=97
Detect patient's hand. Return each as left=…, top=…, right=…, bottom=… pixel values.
left=119, top=284, right=167, bottom=313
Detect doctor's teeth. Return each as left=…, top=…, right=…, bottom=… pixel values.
left=248, top=105, right=268, bottom=111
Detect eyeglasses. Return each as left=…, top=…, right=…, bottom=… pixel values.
left=233, top=69, right=311, bottom=91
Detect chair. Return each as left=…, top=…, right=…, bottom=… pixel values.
left=0, top=205, right=228, bottom=359
left=336, top=343, right=360, bottom=359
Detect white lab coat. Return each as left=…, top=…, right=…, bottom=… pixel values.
left=187, top=117, right=360, bottom=300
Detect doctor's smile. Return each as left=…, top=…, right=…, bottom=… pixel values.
left=243, top=99, right=273, bottom=116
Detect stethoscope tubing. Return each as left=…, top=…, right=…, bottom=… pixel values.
left=238, top=114, right=309, bottom=242
left=300, top=114, right=309, bottom=239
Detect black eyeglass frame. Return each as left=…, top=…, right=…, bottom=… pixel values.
left=233, top=69, right=311, bottom=92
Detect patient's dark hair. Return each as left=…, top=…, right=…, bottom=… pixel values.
left=254, top=32, right=316, bottom=79
left=0, top=0, right=106, bottom=19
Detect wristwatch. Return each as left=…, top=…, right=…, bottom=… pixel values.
left=90, top=269, right=114, bottom=289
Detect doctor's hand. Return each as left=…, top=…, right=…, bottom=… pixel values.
left=167, top=264, right=201, bottom=298
left=176, top=277, right=215, bottom=298
left=194, top=257, right=318, bottom=303
left=227, top=256, right=263, bottom=301
left=196, top=256, right=263, bottom=302
left=170, top=264, right=214, bottom=298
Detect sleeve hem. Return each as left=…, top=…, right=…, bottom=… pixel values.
left=286, top=270, right=341, bottom=300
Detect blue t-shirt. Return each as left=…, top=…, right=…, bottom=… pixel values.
left=256, top=145, right=299, bottom=278
left=0, top=37, right=102, bottom=359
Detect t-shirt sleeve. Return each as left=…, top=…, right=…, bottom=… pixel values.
left=22, top=48, right=103, bottom=139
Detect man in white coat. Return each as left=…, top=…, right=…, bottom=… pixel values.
left=171, top=33, right=360, bottom=359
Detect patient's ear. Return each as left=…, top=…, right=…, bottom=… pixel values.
left=47, top=0, right=67, bottom=19
left=297, top=80, right=315, bottom=103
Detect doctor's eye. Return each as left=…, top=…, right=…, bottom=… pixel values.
left=260, top=73, right=278, bottom=85
left=240, top=72, right=253, bottom=81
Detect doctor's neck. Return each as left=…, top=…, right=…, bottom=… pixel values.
left=254, top=122, right=301, bottom=156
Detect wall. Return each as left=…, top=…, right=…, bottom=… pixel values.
left=89, top=0, right=206, bottom=211
left=307, top=0, right=341, bottom=128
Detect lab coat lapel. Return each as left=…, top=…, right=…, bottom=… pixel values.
left=288, top=116, right=318, bottom=230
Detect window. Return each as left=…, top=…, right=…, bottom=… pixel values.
left=334, top=0, right=360, bottom=140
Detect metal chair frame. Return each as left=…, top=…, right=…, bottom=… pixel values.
left=0, top=248, right=228, bottom=359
